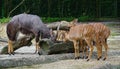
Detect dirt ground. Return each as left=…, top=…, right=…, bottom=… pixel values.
left=0, top=22, right=120, bottom=69
left=6, top=38, right=120, bottom=69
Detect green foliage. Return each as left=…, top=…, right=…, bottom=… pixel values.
left=42, top=17, right=61, bottom=23
left=78, top=16, right=91, bottom=22
left=42, top=16, right=95, bottom=23
left=42, top=17, right=75, bottom=23
left=0, top=0, right=119, bottom=19
left=0, top=17, right=11, bottom=24
left=0, top=17, right=118, bottom=24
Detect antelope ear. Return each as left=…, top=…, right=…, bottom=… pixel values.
left=72, top=18, right=78, bottom=23
left=69, top=18, right=78, bottom=27
left=50, top=29, right=53, bottom=34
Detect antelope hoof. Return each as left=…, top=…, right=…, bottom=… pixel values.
left=74, top=57, right=80, bottom=60
left=38, top=51, right=42, bottom=55
left=97, top=56, right=102, bottom=61
left=9, top=53, right=12, bottom=55
left=12, top=52, right=15, bottom=55
left=87, top=59, right=89, bottom=61
left=34, top=50, right=37, bottom=54
left=85, top=56, right=88, bottom=59
left=103, top=57, right=106, bottom=61
left=38, top=48, right=43, bottom=55
left=97, top=58, right=100, bottom=60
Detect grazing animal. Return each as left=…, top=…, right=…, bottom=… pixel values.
left=6, top=13, right=52, bottom=55
left=89, top=23, right=110, bottom=60
left=56, top=30, right=68, bottom=41
left=62, top=30, right=89, bottom=59
left=67, top=21, right=111, bottom=60
left=63, top=19, right=95, bottom=61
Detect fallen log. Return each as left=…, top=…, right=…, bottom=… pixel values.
left=48, top=41, right=74, bottom=54
left=0, top=38, right=7, bottom=43
left=1, top=38, right=74, bottom=54
left=39, top=40, right=74, bottom=55
left=1, top=36, right=33, bottom=54
left=46, top=21, right=70, bottom=30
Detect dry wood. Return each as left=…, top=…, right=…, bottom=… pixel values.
left=46, top=21, right=70, bottom=30
left=0, top=38, right=7, bottom=43
left=1, top=36, right=33, bottom=54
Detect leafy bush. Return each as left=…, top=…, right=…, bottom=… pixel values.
left=78, top=16, right=89, bottom=21
left=42, top=16, right=94, bottom=23
left=0, top=17, right=11, bottom=24
left=0, top=17, right=116, bottom=24
left=42, top=17, right=75, bottom=23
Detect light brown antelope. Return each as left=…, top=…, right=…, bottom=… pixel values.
left=68, top=22, right=110, bottom=60
left=63, top=19, right=95, bottom=61
left=89, top=23, right=110, bottom=60
left=59, top=29, right=89, bottom=59
left=53, top=30, right=67, bottom=41
left=79, top=39, right=89, bottom=59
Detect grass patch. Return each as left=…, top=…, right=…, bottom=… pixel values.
left=41, top=17, right=74, bottom=23
left=95, top=17, right=119, bottom=22
left=0, top=15, right=93, bottom=24
left=41, top=16, right=93, bottom=23
left=0, top=17, right=119, bottom=24
left=0, top=17, right=11, bottom=24
left=111, top=33, right=120, bottom=36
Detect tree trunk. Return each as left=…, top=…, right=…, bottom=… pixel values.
left=0, top=38, right=7, bottom=43
left=46, top=21, right=70, bottom=30
left=1, top=38, right=74, bottom=54
left=39, top=40, right=74, bottom=55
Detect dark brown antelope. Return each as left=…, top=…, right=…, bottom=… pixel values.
left=6, top=13, right=53, bottom=55
left=63, top=19, right=95, bottom=61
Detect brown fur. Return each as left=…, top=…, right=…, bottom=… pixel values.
left=79, top=39, right=89, bottom=58
left=68, top=22, right=111, bottom=60
left=64, top=19, right=95, bottom=61
left=54, top=30, right=68, bottom=41
left=89, top=23, right=110, bottom=60
left=59, top=20, right=89, bottom=59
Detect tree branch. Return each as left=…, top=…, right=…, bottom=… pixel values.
left=8, top=0, right=25, bottom=17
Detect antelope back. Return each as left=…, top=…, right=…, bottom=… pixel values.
left=68, top=24, right=95, bottom=41
left=90, top=23, right=110, bottom=39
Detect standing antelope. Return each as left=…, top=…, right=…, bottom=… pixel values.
left=63, top=19, right=95, bottom=61
left=67, top=21, right=110, bottom=60
left=89, top=23, right=110, bottom=60
left=6, top=13, right=53, bottom=55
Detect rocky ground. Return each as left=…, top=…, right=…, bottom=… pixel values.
left=2, top=37, right=119, bottom=69
left=0, top=22, right=120, bottom=69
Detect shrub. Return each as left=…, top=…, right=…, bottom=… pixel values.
left=0, top=17, right=11, bottom=24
